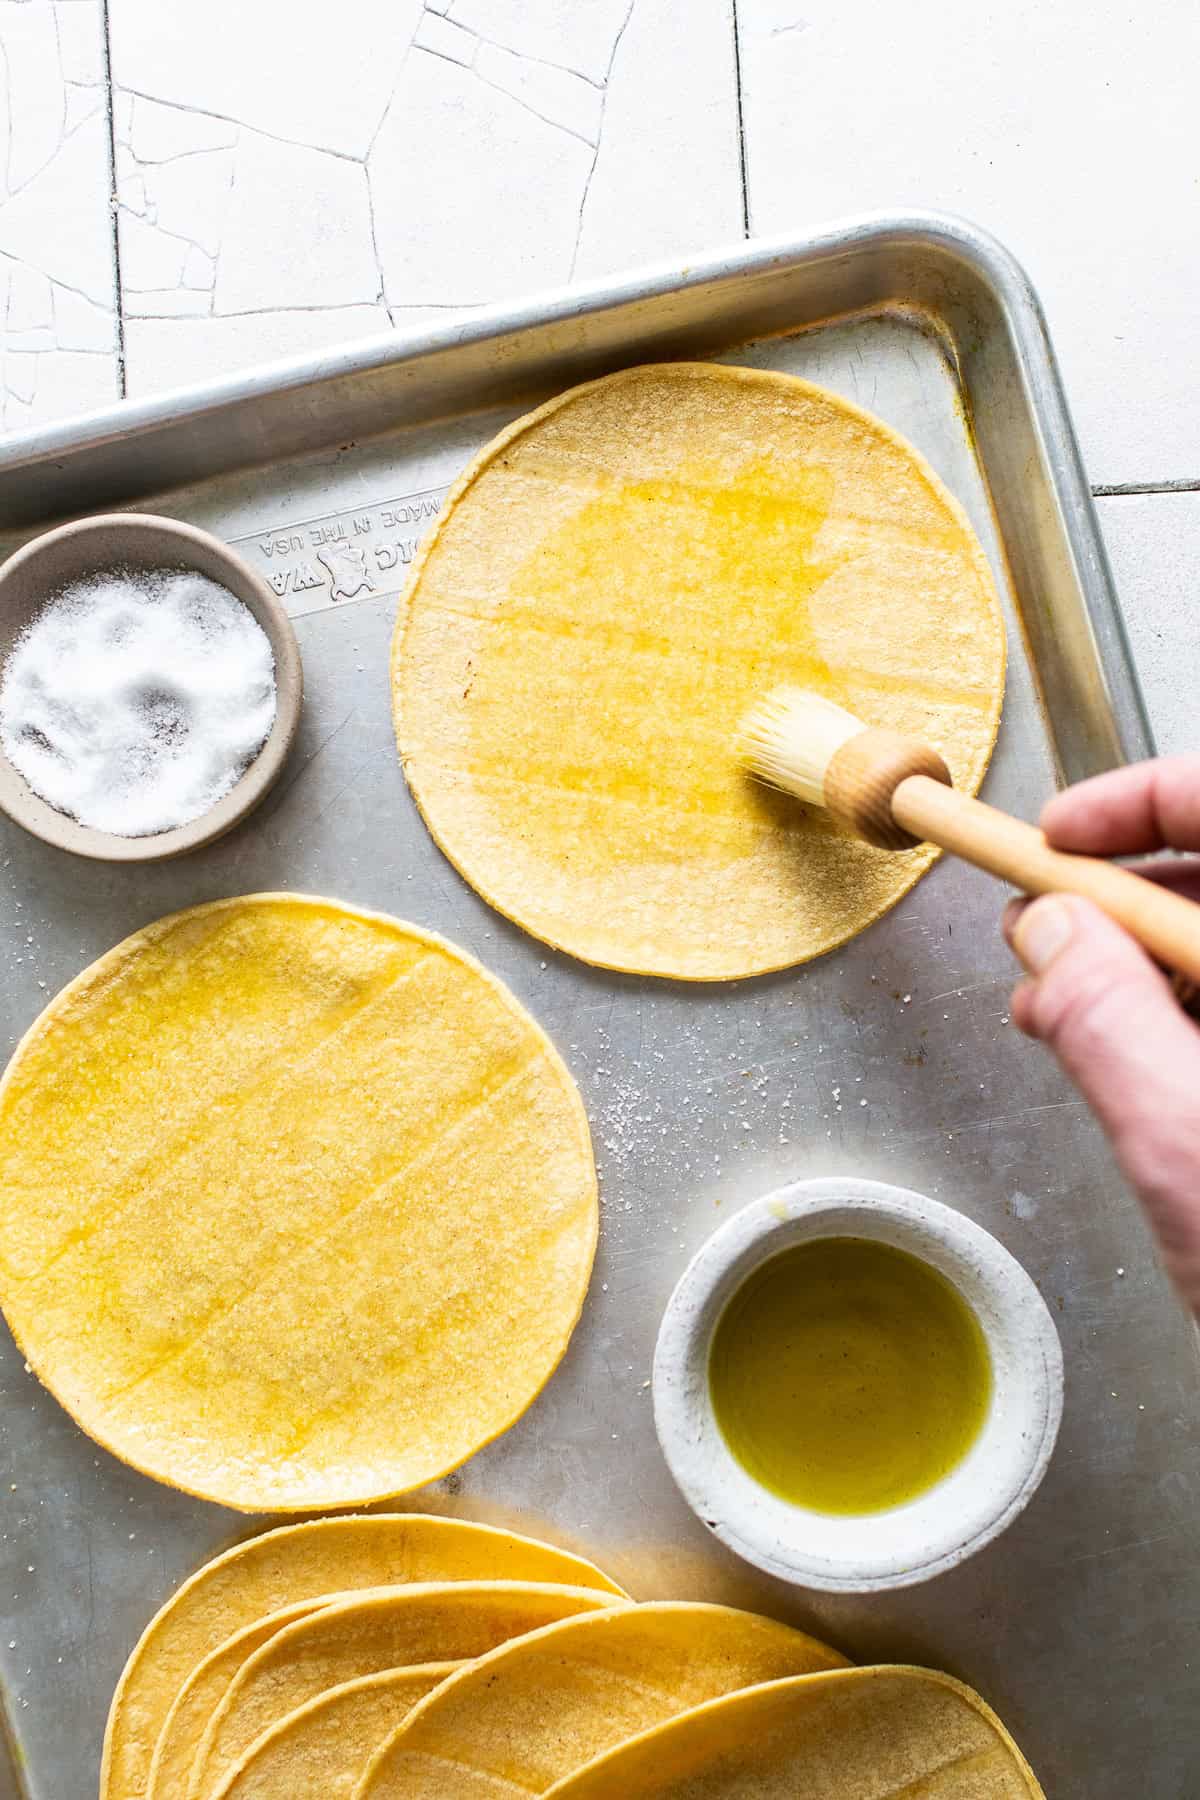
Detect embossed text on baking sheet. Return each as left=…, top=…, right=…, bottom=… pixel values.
left=234, top=488, right=447, bottom=618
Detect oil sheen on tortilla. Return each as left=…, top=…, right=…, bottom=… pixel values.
left=0, top=897, right=598, bottom=1515
left=394, top=363, right=1005, bottom=979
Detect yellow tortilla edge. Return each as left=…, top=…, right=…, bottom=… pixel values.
left=190, top=1581, right=626, bottom=1800
left=538, top=1664, right=1046, bottom=1798
left=391, top=361, right=1007, bottom=982
left=208, top=1664, right=464, bottom=1800
left=151, top=1594, right=495, bottom=1800
left=1, top=892, right=598, bottom=1516
left=102, top=1517, right=628, bottom=1800
left=356, top=1597, right=851, bottom=1795
left=146, top=1597, right=336, bottom=1800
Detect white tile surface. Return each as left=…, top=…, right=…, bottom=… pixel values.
left=573, top=0, right=741, bottom=281
left=97, top=0, right=740, bottom=387
left=4, top=2, right=66, bottom=191
left=132, top=142, right=234, bottom=262
left=215, top=135, right=378, bottom=313
left=0, top=0, right=1197, bottom=742
left=126, top=92, right=236, bottom=161
left=1098, top=491, right=1200, bottom=758
left=0, top=0, right=117, bottom=430
left=737, top=0, right=1200, bottom=489
left=446, top=0, right=634, bottom=85
left=369, top=48, right=595, bottom=307
left=107, top=0, right=424, bottom=160
left=414, top=11, right=479, bottom=67
left=473, top=42, right=604, bottom=144
left=121, top=306, right=392, bottom=395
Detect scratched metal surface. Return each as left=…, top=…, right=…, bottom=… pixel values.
left=0, top=225, right=1198, bottom=1800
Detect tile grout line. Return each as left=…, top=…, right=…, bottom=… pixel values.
left=730, top=0, right=750, bottom=238
left=98, top=0, right=127, bottom=399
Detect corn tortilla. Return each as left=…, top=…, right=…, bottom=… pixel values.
left=212, top=1667, right=461, bottom=1800
left=102, top=1491, right=620, bottom=1799
left=147, top=1600, right=332, bottom=1800
left=0, top=894, right=598, bottom=1516
left=190, top=1581, right=622, bottom=1800
left=394, top=363, right=1005, bottom=979
left=541, top=1666, right=1045, bottom=1798
left=358, top=1600, right=849, bottom=1798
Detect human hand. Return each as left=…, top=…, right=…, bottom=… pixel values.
left=1004, top=755, right=1200, bottom=1315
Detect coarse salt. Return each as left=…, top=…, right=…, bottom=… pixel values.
left=0, top=567, right=277, bottom=837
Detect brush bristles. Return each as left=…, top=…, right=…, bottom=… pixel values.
left=738, top=688, right=867, bottom=806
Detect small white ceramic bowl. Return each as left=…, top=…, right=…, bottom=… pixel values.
left=0, top=513, right=302, bottom=862
left=653, top=1176, right=1063, bottom=1592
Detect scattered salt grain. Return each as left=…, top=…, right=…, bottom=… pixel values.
left=0, top=567, right=277, bottom=837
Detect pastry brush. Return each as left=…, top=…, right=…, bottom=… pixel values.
left=739, top=687, right=1200, bottom=985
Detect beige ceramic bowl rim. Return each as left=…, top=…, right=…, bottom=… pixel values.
left=0, top=512, right=302, bottom=862
left=653, top=1175, right=1064, bottom=1593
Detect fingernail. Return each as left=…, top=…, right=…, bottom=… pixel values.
left=1001, top=897, right=1027, bottom=946
left=1013, top=897, right=1074, bottom=974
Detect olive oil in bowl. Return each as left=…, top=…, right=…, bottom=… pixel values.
left=709, top=1236, right=992, bottom=1515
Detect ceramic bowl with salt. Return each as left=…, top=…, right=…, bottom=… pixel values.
left=0, top=513, right=302, bottom=862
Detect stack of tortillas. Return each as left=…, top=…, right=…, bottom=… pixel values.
left=103, top=1513, right=1044, bottom=1799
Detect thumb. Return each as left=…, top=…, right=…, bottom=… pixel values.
left=1008, top=894, right=1200, bottom=1313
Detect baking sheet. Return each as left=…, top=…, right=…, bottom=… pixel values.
left=0, top=218, right=1197, bottom=1800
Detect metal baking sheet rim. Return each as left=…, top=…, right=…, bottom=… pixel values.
left=0, top=209, right=1153, bottom=783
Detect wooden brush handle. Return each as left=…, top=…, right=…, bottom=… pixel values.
left=894, top=774, right=1200, bottom=985
left=820, top=728, right=1200, bottom=981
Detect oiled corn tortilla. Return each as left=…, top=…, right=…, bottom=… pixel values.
left=0, top=894, right=598, bottom=1515
left=542, top=1666, right=1045, bottom=1798
left=105, top=1518, right=626, bottom=1800
left=394, top=363, right=1005, bottom=979
left=212, top=1668, right=462, bottom=1800
left=357, top=1600, right=849, bottom=1798
left=189, top=1581, right=623, bottom=1800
